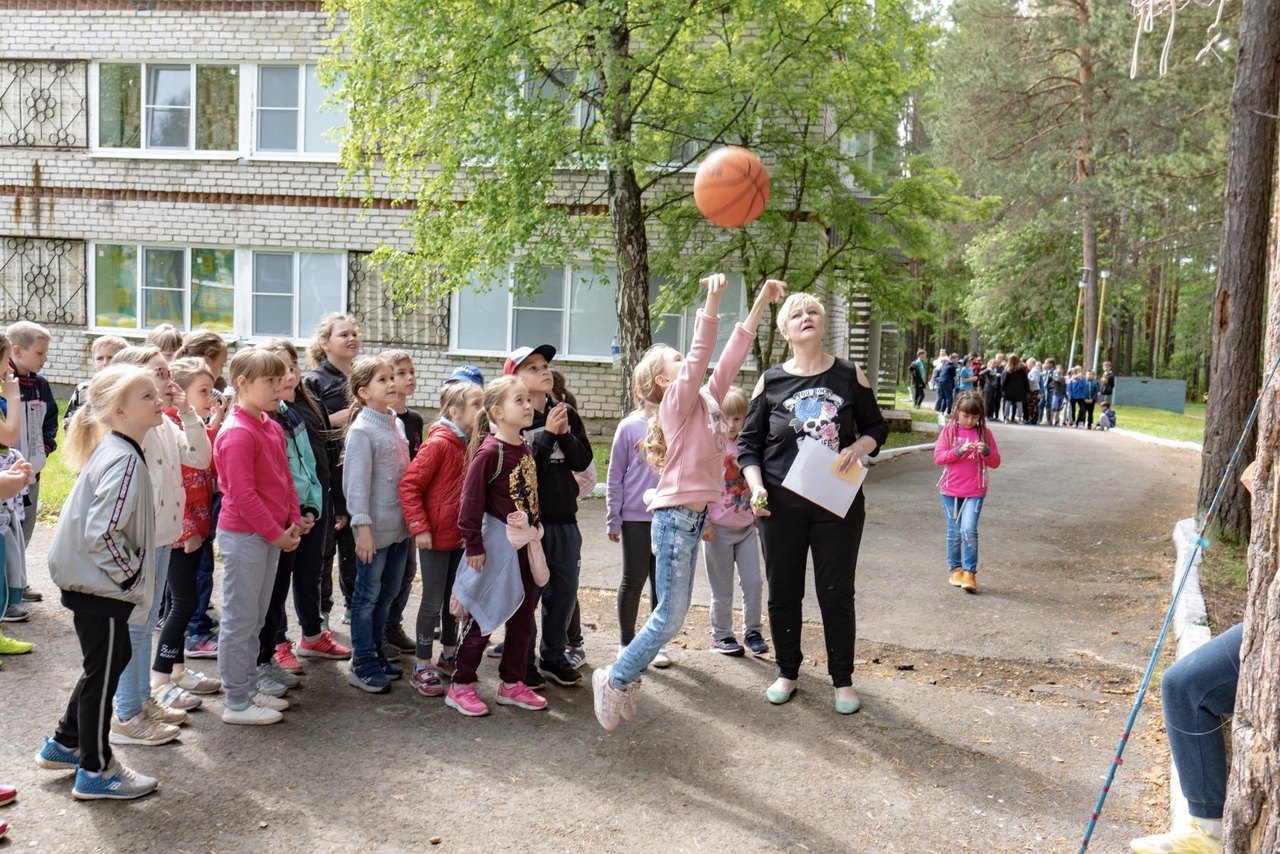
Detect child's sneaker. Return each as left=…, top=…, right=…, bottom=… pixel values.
left=185, top=633, right=218, bottom=659
left=565, top=645, right=587, bottom=670
left=743, top=631, right=770, bottom=656
left=592, top=666, right=627, bottom=732
left=173, top=669, right=222, bottom=694
left=262, top=660, right=301, bottom=689
left=411, top=665, right=444, bottom=697
left=384, top=624, right=415, bottom=653
left=342, top=608, right=352, bottom=625
left=0, top=631, right=33, bottom=655
left=652, top=647, right=672, bottom=669
left=109, top=714, right=179, bottom=746
left=72, top=759, right=157, bottom=801
left=21, top=587, right=41, bottom=602
left=538, top=658, right=582, bottom=686
left=34, top=736, right=80, bottom=770
left=348, top=666, right=391, bottom=694
left=273, top=641, right=305, bottom=674
left=297, top=630, right=351, bottom=660
left=619, top=678, right=641, bottom=722
left=1130, top=821, right=1223, bottom=854
left=445, top=682, right=490, bottom=717
left=379, top=656, right=403, bottom=681
left=712, top=636, right=745, bottom=656
left=1, top=603, right=29, bottom=622
left=0, top=784, right=13, bottom=806
left=486, top=641, right=503, bottom=658
left=222, top=702, right=283, bottom=726
left=252, top=692, right=289, bottom=711
left=143, top=697, right=189, bottom=726
left=255, top=665, right=290, bottom=697
left=948, top=568, right=964, bottom=587
left=496, top=681, right=549, bottom=711
left=524, top=665, right=546, bottom=690
left=151, top=682, right=202, bottom=711
left=435, top=653, right=455, bottom=678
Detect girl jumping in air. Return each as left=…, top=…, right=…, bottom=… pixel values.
left=592, top=273, right=786, bottom=732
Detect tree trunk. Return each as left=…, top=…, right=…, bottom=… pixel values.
left=1076, top=1, right=1098, bottom=367
left=1197, top=0, right=1280, bottom=543
left=1222, top=134, right=1280, bottom=851
left=599, top=18, right=653, bottom=416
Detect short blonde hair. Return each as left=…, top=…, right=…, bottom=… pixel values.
left=380, top=349, right=414, bottom=368
left=721, top=386, right=749, bottom=418
left=145, top=323, right=185, bottom=354
left=775, top=293, right=825, bottom=338
left=7, top=320, right=51, bottom=349
left=228, top=347, right=286, bottom=389
left=91, top=335, right=129, bottom=359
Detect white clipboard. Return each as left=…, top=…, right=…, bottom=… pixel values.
left=780, top=438, right=867, bottom=517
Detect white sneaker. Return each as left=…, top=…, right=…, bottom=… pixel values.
left=592, top=667, right=626, bottom=733
left=151, top=681, right=201, bottom=711
left=252, top=692, right=289, bottom=712
left=222, top=703, right=283, bottom=726
left=142, top=697, right=189, bottom=726
left=256, top=666, right=290, bottom=697
left=262, top=659, right=301, bottom=689
left=1130, top=821, right=1222, bottom=854
left=109, top=714, right=180, bottom=746
left=652, top=648, right=672, bottom=669
left=173, top=669, right=222, bottom=694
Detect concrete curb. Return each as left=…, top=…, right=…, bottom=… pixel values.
left=1111, top=428, right=1203, bottom=454
left=866, top=443, right=935, bottom=465
left=1166, top=517, right=1213, bottom=831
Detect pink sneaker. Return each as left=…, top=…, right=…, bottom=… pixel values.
left=412, top=665, right=445, bottom=697
left=445, top=683, right=490, bottom=717
left=297, top=631, right=352, bottom=660
left=496, top=681, right=548, bottom=711
left=274, top=642, right=305, bottom=674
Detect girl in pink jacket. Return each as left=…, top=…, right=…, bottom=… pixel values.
left=934, top=391, right=1001, bottom=594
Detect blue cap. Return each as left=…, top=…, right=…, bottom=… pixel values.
left=443, top=365, right=484, bottom=387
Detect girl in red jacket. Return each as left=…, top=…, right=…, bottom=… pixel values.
left=933, top=392, right=1001, bottom=594
left=399, top=380, right=484, bottom=697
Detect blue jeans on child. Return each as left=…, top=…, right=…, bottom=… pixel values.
left=611, top=506, right=705, bottom=688
left=350, top=539, right=409, bottom=679
left=1161, top=622, right=1242, bottom=820
left=941, top=494, right=983, bottom=574
left=115, top=544, right=171, bottom=720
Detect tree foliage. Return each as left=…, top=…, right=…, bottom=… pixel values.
left=327, top=0, right=965, bottom=397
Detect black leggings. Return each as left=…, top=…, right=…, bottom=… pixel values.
left=154, top=546, right=200, bottom=674
left=758, top=487, right=866, bottom=688
left=320, top=522, right=357, bottom=613
left=288, top=508, right=328, bottom=640
left=616, top=520, right=657, bottom=646
left=258, top=548, right=296, bottom=666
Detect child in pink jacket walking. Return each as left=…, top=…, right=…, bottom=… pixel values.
left=933, top=391, right=1001, bottom=594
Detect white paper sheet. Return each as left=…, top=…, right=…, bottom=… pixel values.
left=780, top=438, right=867, bottom=517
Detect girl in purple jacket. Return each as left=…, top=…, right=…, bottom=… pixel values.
left=934, top=392, right=1001, bottom=594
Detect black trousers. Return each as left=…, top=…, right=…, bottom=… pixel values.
left=320, top=521, right=357, bottom=613
left=288, top=506, right=329, bottom=640
left=616, top=520, right=657, bottom=646
left=758, top=487, right=866, bottom=688
left=911, top=384, right=925, bottom=407
left=154, top=546, right=200, bottom=674
left=258, top=547, right=295, bottom=666
left=56, top=610, right=133, bottom=773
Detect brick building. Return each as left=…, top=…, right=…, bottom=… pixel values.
left=0, top=1, right=852, bottom=418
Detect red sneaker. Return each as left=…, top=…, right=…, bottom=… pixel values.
left=496, top=681, right=548, bottom=711
left=273, top=642, right=305, bottom=674
left=0, top=783, right=15, bottom=806
left=297, top=631, right=351, bottom=660
left=0, top=817, right=9, bottom=839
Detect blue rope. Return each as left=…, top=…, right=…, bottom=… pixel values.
left=1079, top=350, right=1280, bottom=852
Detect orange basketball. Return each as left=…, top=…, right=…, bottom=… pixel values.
left=693, top=146, right=771, bottom=229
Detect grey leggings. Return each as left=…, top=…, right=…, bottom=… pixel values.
left=415, top=547, right=461, bottom=661
left=616, top=520, right=657, bottom=646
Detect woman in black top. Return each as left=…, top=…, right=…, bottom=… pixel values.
left=738, top=293, right=889, bottom=715
left=1000, top=355, right=1029, bottom=424
left=303, top=313, right=362, bottom=626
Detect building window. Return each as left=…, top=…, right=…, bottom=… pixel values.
left=648, top=275, right=746, bottom=361
left=98, top=63, right=239, bottom=151
left=91, top=244, right=343, bottom=338
left=256, top=64, right=344, bottom=154
left=452, top=266, right=744, bottom=360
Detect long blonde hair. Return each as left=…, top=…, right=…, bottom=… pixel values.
left=307, top=312, right=360, bottom=370
left=467, top=376, right=525, bottom=461
left=64, top=366, right=157, bottom=472
left=633, top=344, right=671, bottom=470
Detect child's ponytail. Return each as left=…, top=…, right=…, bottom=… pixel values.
left=467, top=376, right=524, bottom=463
left=64, top=365, right=156, bottom=472
left=632, top=344, right=670, bottom=470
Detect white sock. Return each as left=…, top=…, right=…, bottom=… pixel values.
left=1191, top=817, right=1222, bottom=838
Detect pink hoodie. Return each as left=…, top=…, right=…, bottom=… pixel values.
left=647, top=311, right=756, bottom=512
left=933, top=422, right=1001, bottom=498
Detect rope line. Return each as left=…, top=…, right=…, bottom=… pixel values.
left=1079, top=348, right=1280, bottom=852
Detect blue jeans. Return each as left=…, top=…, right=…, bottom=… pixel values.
left=188, top=493, right=220, bottom=636
left=935, top=382, right=954, bottom=414
left=611, top=506, right=705, bottom=688
left=350, top=539, right=408, bottom=678
left=1161, top=622, right=1242, bottom=820
left=525, top=523, right=583, bottom=668
left=115, top=544, right=171, bottom=720
left=941, top=494, right=983, bottom=574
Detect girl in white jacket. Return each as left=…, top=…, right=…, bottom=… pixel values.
left=107, top=347, right=211, bottom=745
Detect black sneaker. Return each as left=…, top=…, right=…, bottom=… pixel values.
left=712, top=636, right=746, bottom=656
left=384, top=624, right=415, bottom=653
left=743, top=631, right=770, bottom=656
left=524, top=665, right=547, bottom=691
left=381, top=641, right=402, bottom=661
left=538, top=658, right=583, bottom=686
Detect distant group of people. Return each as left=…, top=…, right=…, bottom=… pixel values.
left=909, top=349, right=1116, bottom=431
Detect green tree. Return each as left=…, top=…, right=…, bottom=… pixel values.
left=329, top=0, right=960, bottom=410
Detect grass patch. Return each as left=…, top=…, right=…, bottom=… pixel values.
left=1114, top=404, right=1205, bottom=444
left=36, top=411, right=73, bottom=521
left=882, top=430, right=938, bottom=450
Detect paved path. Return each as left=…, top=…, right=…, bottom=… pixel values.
left=0, top=420, right=1196, bottom=852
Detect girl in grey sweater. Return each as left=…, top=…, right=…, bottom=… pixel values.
left=343, top=357, right=411, bottom=693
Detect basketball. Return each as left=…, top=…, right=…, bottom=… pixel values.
left=693, top=146, right=771, bottom=228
